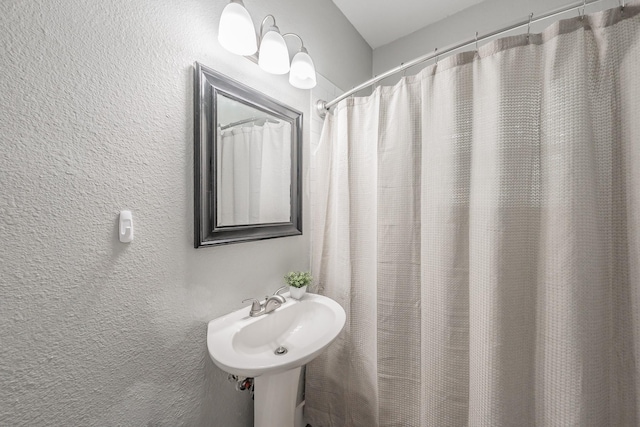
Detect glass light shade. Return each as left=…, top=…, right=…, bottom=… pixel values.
left=258, top=28, right=290, bottom=75
left=289, top=49, right=317, bottom=89
left=218, top=1, right=257, bottom=56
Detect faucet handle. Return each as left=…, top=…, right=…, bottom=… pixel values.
left=242, top=298, right=262, bottom=313
left=274, top=286, right=288, bottom=296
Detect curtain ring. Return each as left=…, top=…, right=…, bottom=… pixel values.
left=434, top=48, right=439, bottom=65
left=401, top=63, right=407, bottom=77
left=580, top=0, right=586, bottom=20
left=475, top=31, right=479, bottom=54
left=526, top=13, right=533, bottom=42
left=620, top=0, right=625, bottom=14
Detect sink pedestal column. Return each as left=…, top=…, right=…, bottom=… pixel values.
left=254, top=367, right=301, bottom=427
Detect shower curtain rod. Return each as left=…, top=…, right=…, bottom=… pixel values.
left=219, top=116, right=279, bottom=130
left=316, top=0, right=621, bottom=116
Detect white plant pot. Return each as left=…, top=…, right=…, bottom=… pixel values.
left=289, top=285, right=307, bottom=300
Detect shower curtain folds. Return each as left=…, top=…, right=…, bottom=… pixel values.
left=307, top=3, right=640, bottom=427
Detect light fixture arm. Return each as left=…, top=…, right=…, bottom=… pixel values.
left=282, top=33, right=305, bottom=51
left=259, top=15, right=278, bottom=38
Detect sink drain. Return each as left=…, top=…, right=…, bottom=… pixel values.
left=274, top=346, right=288, bottom=355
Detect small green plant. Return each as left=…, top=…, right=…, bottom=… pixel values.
left=284, top=271, right=312, bottom=288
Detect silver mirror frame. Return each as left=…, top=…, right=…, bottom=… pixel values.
left=194, top=62, right=303, bottom=247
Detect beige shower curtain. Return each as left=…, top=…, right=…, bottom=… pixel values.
left=307, top=4, right=640, bottom=426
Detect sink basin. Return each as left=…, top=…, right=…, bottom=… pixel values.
left=207, top=292, right=346, bottom=378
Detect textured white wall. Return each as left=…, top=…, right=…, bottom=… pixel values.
left=0, top=0, right=370, bottom=425
left=372, top=0, right=620, bottom=86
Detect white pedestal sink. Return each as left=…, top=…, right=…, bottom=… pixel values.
left=207, top=293, right=346, bottom=427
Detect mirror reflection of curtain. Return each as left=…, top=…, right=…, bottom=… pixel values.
left=217, top=121, right=292, bottom=226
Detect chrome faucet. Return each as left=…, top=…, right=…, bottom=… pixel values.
left=243, top=287, right=288, bottom=317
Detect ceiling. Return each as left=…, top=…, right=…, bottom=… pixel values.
left=332, top=0, right=486, bottom=49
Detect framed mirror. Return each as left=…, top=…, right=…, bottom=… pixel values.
left=194, top=62, right=302, bottom=247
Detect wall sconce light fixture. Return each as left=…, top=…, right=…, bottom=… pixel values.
left=287, top=34, right=317, bottom=90
left=217, top=0, right=257, bottom=56
left=218, top=0, right=317, bottom=89
left=258, top=16, right=290, bottom=75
